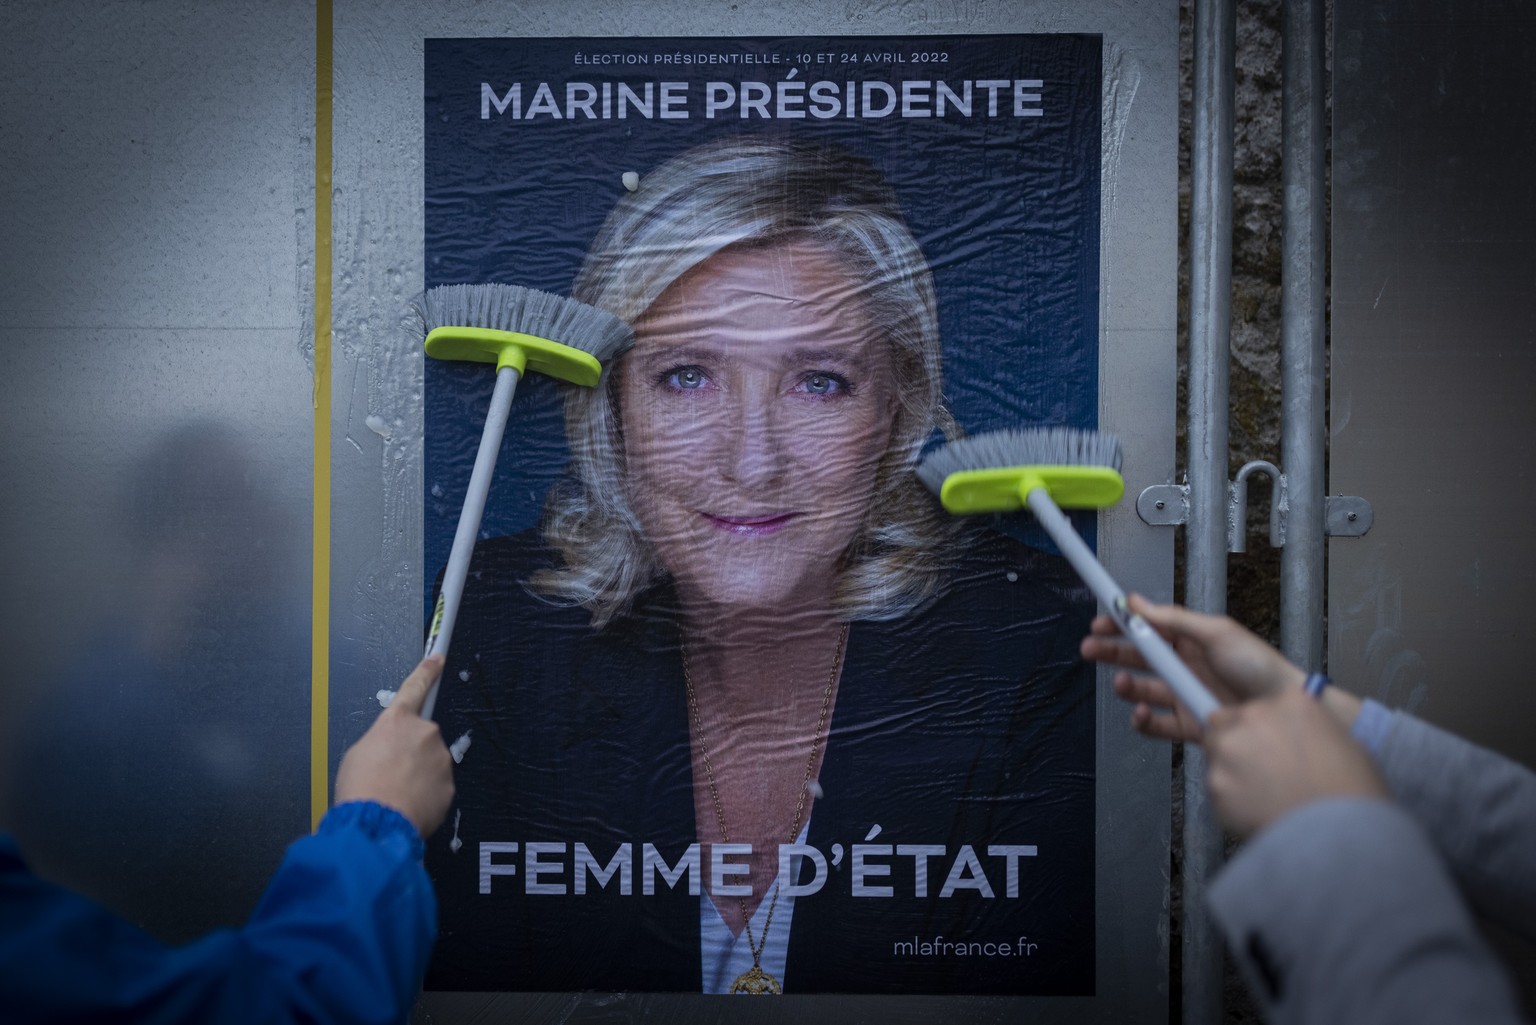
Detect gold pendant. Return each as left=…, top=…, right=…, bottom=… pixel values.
left=729, top=965, right=783, bottom=995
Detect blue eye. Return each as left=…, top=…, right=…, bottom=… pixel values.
left=799, top=372, right=850, bottom=396
left=664, top=366, right=708, bottom=390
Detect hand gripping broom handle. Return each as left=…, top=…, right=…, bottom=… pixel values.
left=1024, top=485, right=1221, bottom=725
left=420, top=365, right=520, bottom=721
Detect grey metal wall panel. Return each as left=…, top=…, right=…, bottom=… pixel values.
left=0, top=0, right=315, bottom=939
left=1330, top=1, right=1536, bottom=1003
left=1330, top=1, right=1536, bottom=765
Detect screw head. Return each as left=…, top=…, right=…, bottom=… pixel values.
left=1155, top=500, right=1166, bottom=510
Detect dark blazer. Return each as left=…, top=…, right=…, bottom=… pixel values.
left=424, top=528, right=1095, bottom=995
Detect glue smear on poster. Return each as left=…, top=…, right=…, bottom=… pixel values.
left=423, top=34, right=1102, bottom=995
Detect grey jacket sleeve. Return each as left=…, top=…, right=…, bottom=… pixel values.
left=1207, top=797, right=1527, bottom=1025
left=1373, top=707, right=1536, bottom=940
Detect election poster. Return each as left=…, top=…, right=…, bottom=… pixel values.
left=422, top=33, right=1101, bottom=995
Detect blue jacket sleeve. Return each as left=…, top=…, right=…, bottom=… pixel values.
left=0, top=801, right=436, bottom=1025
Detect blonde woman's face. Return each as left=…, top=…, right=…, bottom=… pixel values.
left=618, top=243, right=899, bottom=611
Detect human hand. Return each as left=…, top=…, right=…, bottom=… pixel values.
left=1204, top=688, right=1388, bottom=837
left=335, top=655, right=455, bottom=837
left=1079, top=596, right=1306, bottom=743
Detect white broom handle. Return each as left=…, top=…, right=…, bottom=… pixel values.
left=421, top=365, right=520, bottom=720
left=1024, top=486, right=1221, bottom=725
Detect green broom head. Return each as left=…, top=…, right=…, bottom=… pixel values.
left=419, top=283, right=634, bottom=386
left=916, top=427, right=1126, bottom=514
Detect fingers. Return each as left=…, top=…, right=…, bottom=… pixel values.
left=1108, top=669, right=1205, bottom=743
left=1112, top=669, right=1175, bottom=709
left=1125, top=595, right=1262, bottom=667
left=1086, top=598, right=1252, bottom=745
left=1130, top=703, right=1197, bottom=743
left=1205, top=703, right=1242, bottom=736
left=1082, top=598, right=1211, bottom=670
left=385, top=654, right=445, bottom=718
left=1087, top=612, right=1123, bottom=637
left=1080, top=633, right=1150, bottom=672
left=1125, top=594, right=1228, bottom=645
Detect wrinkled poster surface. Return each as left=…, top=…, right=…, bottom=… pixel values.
left=423, top=34, right=1101, bottom=995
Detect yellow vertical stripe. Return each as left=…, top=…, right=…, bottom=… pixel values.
left=311, top=0, right=334, bottom=831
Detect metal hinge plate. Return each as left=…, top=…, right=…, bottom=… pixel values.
left=1325, top=495, right=1373, bottom=537
left=1136, top=482, right=1373, bottom=543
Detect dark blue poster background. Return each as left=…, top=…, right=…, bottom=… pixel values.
left=422, top=34, right=1102, bottom=997
left=425, top=35, right=1101, bottom=577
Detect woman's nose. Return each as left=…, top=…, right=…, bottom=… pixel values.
left=720, top=386, right=787, bottom=489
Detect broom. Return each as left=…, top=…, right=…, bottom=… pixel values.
left=416, top=283, right=633, bottom=719
left=916, top=427, right=1220, bottom=725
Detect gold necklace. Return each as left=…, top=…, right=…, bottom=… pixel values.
left=682, top=622, right=849, bottom=995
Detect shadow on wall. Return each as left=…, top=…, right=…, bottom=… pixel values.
left=3, top=420, right=310, bottom=944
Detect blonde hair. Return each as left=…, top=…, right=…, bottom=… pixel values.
left=534, top=138, right=962, bottom=627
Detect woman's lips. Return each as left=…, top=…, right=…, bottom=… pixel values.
left=701, top=512, right=798, bottom=536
